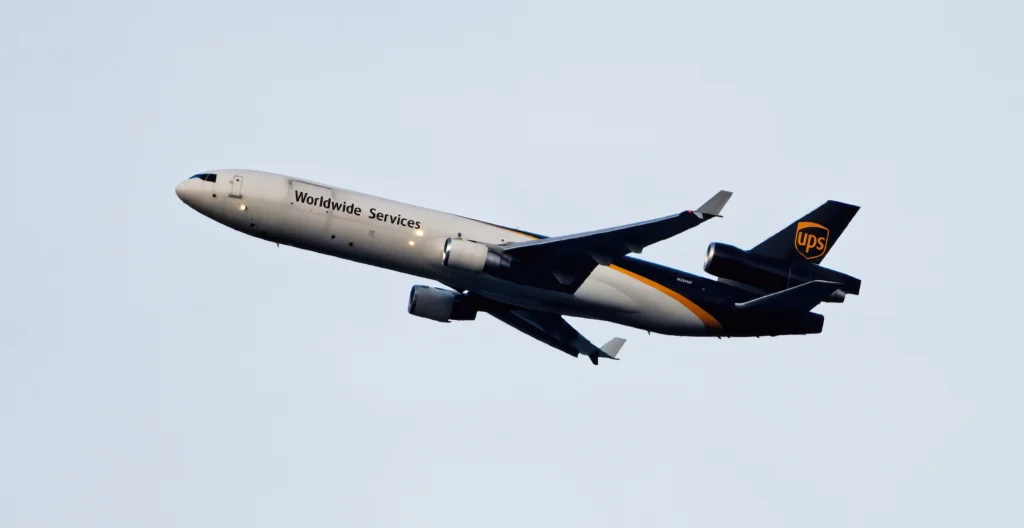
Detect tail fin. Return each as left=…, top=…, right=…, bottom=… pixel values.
left=751, top=200, right=860, bottom=264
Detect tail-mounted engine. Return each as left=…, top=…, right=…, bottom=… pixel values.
left=441, top=238, right=510, bottom=273
left=704, top=242, right=860, bottom=301
left=407, top=285, right=478, bottom=322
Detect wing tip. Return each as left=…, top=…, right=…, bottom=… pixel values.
left=696, top=190, right=733, bottom=217
left=600, top=337, right=626, bottom=358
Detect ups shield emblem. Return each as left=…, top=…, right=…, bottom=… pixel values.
left=794, top=221, right=829, bottom=260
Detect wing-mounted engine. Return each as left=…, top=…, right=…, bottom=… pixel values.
left=441, top=238, right=510, bottom=273
left=407, top=285, right=478, bottom=322
left=704, top=242, right=859, bottom=301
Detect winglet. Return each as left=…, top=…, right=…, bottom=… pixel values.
left=696, top=190, right=733, bottom=217
left=600, top=337, right=626, bottom=358
left=588, top=338, right=626, bottom=365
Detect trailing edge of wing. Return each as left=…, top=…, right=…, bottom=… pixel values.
left=499, top=190, right=733, bottom=264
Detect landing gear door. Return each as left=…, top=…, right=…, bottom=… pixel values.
left=229, top=175, right=243, bottom=198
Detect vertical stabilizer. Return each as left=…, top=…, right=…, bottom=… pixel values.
left=750, top=200, right=860, bottom=264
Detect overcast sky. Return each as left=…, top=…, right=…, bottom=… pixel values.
left=2, top=1, right=1022, bottom=527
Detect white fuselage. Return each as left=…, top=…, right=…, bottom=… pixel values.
left=175, top=169, right=718, bottom=335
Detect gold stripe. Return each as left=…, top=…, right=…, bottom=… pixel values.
left=501, top=228, right=537, bottom=240
left=610, top=264, right=722, bottom=330
left=488, top=221, right=721, bottom=328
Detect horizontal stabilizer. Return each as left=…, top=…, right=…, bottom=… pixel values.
left=735, top=280, right=842, bottom=313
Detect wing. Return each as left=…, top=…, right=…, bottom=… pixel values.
left=486, top=308, right=625, bottom=365
left=500, top=190, right=731, bottom=263
left=494, top=190, right=732, bottom=288
left=435, top=284, right=625, bottom=365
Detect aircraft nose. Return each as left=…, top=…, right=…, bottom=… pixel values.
left=175, top=177, right=201, bottom=206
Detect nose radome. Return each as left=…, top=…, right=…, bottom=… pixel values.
left=175, top=178, right=202, bottom=206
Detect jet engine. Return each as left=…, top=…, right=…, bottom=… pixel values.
left=704, top=242, right=859, bottom=300
left=441, top=238, right=510, bottom=273
left=407, top=285, right=478, bottom=322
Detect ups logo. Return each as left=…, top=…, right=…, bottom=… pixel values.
left=794, top=221, right=829, bottom=260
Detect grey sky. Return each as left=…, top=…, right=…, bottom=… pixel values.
left=2, top=1, right=1022, bottom=526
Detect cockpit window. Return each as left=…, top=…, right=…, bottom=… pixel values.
left=190, top=173, right=217, bottom=182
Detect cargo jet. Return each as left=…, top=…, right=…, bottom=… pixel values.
left=176, top=170, right=861, bottom=365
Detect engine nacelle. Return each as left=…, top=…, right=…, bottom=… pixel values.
left=407, top=285, right=477, bottom=322
left=441, top=238, right=510, bottom=273
left=704, top=242, right=860, bottom=299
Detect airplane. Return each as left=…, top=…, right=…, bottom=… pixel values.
left=175, top=170, right=861, bottom=365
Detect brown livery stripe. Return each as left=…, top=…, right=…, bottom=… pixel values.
left=609, top=264, right=722, bottom=330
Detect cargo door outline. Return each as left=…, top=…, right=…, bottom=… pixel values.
left=230, top=175, right=243, bottom=198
